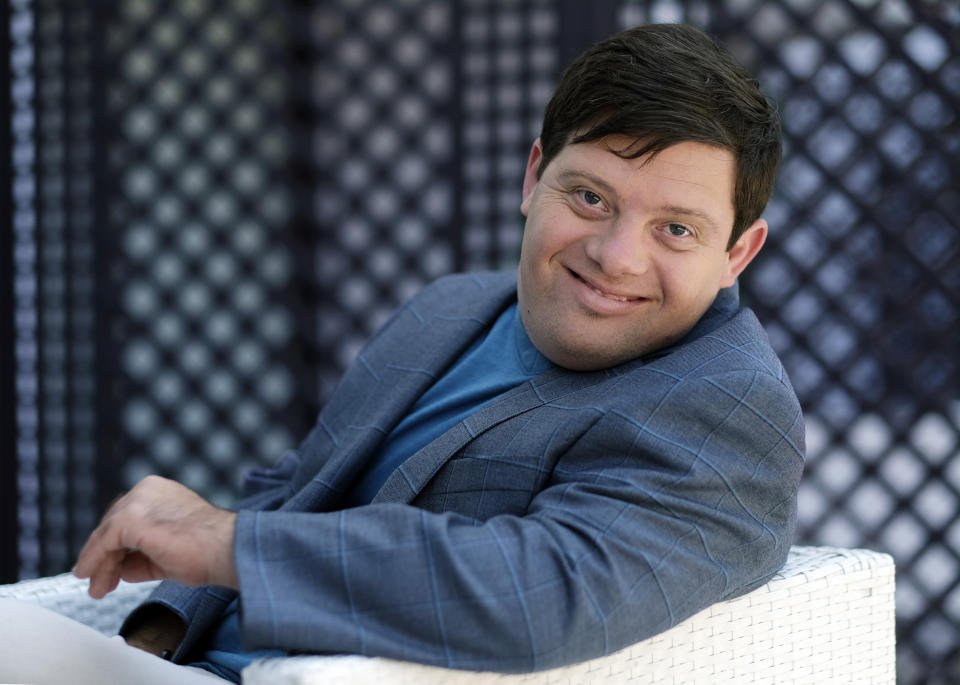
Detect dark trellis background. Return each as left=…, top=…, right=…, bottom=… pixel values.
left=3, top=1, right=958, bottom=683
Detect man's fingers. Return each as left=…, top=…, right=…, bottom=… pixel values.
left=84, top=548, right=126, bottom=598
left=117, top=550, right=161, bottom=584
left=72, top=475, right=238, bottom=594
left=73, top=515, right=122, bottom=580
left=78, top=546, right=162, bottom=598
left=72, top=533, right=105, bottom=581
left=73, top=495, right=145, bottom=595
left=88, top=573, right=120, bottom=599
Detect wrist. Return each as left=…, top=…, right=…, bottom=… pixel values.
left=214, top=510, right=239, bottom=589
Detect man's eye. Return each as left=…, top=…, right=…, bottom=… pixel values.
left=580, top=190, right=603, bottom=207
left=665, top=223, right=690, bottom=237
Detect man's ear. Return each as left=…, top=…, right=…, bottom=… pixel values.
left=720, top=218, right=768, bottom=288
left=520, top=138, right=544, bottom=216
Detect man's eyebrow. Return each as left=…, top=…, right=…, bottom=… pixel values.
left=659, top=205, right=722, bottom=234
left=556, top=170, right=619, bottom=198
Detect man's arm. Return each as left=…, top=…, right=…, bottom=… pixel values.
left=231, top=369, right=803, bottom=672
left=72, top=367, right=802, bottom=670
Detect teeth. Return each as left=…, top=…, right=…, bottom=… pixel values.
left=592, top=287, right=628, bottom=302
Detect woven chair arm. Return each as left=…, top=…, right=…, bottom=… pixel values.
left=0, top=572, right=161, bottom=636
left=242, top=546, right=896, bottom=685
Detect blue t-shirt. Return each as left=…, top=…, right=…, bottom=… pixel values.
left=342, top=300, right=552, bottom=506
left=191, top=300, right=552, bottom=682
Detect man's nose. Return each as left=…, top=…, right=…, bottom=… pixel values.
left=583, top=221, right=651, bottom=277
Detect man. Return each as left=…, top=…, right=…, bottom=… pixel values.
left=0, top=23, right=803, bottom=684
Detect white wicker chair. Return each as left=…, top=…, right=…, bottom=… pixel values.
left=0, top=546, right=895, bottom=684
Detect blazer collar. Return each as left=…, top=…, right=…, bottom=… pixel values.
left=288, top=272, right=520, bottom=510
left=634, top=283, right=742, bottom=364
left=313, top=274, right=740, bottom=507
left=372, top=364, right=613, bottom=504
left=372, top=281, right=742, bottom=504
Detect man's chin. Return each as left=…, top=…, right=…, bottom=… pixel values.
left=538, top=338, right=648, bottom=372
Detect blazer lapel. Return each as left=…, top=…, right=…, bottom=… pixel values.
left=286, top=272, right=520, bottom=511
left=367, top=282, right=741, bottom=505
left=372, top=365, right=616, bottom=504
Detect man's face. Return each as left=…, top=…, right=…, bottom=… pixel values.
left=517, top=135, right=767, bottom=371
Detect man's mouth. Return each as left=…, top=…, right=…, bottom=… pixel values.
left=570, top=270, right=643, bottom=303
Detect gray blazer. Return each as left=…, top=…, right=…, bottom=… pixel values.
left=126, top=270, right=804, bottom=672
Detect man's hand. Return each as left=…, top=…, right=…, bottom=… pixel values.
left=73, top=475, right=239, bottom=599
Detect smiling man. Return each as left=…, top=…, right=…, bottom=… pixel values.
left=517, top=137, right=766, bottom=370
left=1, top=24, right=803, bottom=685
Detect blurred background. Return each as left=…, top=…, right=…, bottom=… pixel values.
left=2, top=0, right=957, bottom=682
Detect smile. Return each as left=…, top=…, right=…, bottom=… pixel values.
left=590, top=286, right=630, bottom=302
left=570, top=270, right=644, bottom=303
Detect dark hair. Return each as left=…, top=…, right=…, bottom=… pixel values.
left=538, top=24, right=781, bottom=248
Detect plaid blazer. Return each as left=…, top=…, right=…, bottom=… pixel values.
left=126, top=270, right=804, bottom=672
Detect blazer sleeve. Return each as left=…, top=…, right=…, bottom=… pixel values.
left=118, top=446, right=305, bottom=652
left=120, top=272, right=510, bottom=657
left=232, top=366, right=804, bottom=673
left=119, top=427, right=318, bottom=650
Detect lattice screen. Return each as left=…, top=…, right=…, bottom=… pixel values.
left=309, top=0, right=558, bottom=400
left=5, top=1, right=958, bottom=683
left=8, top=0, right=101, bottom=578
left=310, top=0, right=460, bottom=392
left=103, top=0, right=307, bottom=507
left=675, top=3, right=959, bottom=683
